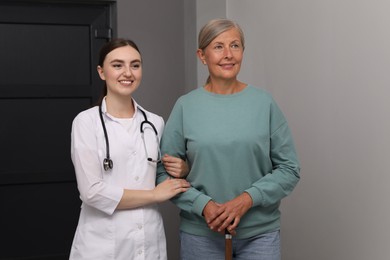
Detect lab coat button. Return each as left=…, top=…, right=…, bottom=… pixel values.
left=135, top=176, right=139, bottom=181
left=138, top=224, right=143, bottom=230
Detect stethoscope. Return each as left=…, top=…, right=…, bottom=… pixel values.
left=99, top=101, right=161, bottom=171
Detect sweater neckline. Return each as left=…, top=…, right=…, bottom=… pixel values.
left=200, top=84, right=251, bottom=98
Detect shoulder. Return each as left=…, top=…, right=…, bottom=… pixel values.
left=136, top=105, right=164, bottom=126
left=71, top=106, right=100, bottom=137
left=176, top=87, right=204, bottom=103
left=248, top=86, right=288, bottom=125
left=137, top=105, right=164, bottom=138
left=243, top=86, right=283, bottom=111
left=73, top=106, right=99, bottom=125
left=246, top=85, right=274, bottom=101
left=173, top=87, right=213, bottom=109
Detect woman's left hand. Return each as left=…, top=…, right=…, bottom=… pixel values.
left=162, top=154, right=189, bottom=178
left=207, top=192, right=253, bottom=235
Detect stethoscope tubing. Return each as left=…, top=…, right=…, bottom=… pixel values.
left=99, top=102, right=113, bottom=170
left=99, top=101, right=159, bottom=171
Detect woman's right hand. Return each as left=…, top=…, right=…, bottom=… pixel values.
left=152, top=177, right=190, bottom=203
left=162, top=154, right=189, bottom=178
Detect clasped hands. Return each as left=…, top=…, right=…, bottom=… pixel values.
left=162, top=155, right=253, bottom=236
left=202, top=192, right=253, bottom=236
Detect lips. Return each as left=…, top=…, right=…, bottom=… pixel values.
left=119, top=80, right=134, bottom=85
left=219, top=63, right=235, bottom=69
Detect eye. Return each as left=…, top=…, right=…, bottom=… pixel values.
left=214, top=44, right=223, bottom=50
left=231, top=43, right=241, bottom=49
left=131, top=62, right=141, bottom=70
left=112, top=63, right=122, bottom=69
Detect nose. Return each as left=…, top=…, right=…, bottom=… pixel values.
left=223, top=47, right=233, bottom=59
left=123, top=65, right=132, bottom=76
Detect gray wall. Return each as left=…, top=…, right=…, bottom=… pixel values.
left=117, top=0, right=188, bottom=120
left=117, top=1, right=195, bottom=259
left=227, top=1, right=390, bottom=259
left=119, top=1, right=390, bottom=259
left=195, top=0, right=226, bottom=86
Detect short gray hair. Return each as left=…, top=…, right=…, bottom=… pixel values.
left=198, top=18, right=245, bottom=51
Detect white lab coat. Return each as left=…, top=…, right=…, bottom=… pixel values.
left=69, top=98, right=167, bottom=260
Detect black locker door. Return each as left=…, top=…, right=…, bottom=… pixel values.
left=0, top=1, right=115, bottom=259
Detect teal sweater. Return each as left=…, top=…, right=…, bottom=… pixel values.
left=157, top=85, right=300, bottom=239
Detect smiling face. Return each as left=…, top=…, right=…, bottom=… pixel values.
left=97, top=45, right=142, bottom=99
left=197, top=28, right=244, bottom=83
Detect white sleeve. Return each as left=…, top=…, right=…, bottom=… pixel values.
left=71, top=112, right=123, bottom=215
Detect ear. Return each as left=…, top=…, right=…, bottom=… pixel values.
left=97, top=65, right=106, bottom=80
left=197, top=49, right=206, bottom=65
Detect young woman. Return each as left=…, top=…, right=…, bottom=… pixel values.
left=157, top=19, right=300, bottom=260
left=70, top=38, right=190, bottom=260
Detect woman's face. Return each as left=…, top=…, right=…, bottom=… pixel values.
left=198, top=28, right=244, bottom=83
left=97, top=45, right=142, bottom=98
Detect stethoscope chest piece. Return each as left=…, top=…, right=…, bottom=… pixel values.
left=103, top=158, right=113, bottom=171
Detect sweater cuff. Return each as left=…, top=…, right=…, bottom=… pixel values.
left=192, top=194, right=212, bottom=216
left=245, top=187, right=264, bottom=207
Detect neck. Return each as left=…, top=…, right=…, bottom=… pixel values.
left=105, top=95, right=135, bottom=118
left=205, top=79, right=246, bottom=95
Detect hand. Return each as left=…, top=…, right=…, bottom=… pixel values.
left=205, top=193, right=253, bottom=235
left=162, top=154, right=189, bottom=178
left=202, top=200, right=225, bottom=235
left=152, top=177, right=190, bottom=203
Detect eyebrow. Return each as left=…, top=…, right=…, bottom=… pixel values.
left=213, top=40, right=241, bottom=45
left=109, top=59, right=142, bottom=64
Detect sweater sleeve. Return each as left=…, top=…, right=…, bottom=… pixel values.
left=245, top=99, right=300, bottom=207
left=156, top=99, right=211, bottom=216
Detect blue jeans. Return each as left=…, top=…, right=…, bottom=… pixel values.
left=180, top=230, right=281, bottom=260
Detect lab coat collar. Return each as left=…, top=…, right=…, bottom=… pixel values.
left=100, top=97, right=145, bottom=121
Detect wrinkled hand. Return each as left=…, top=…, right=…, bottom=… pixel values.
left=152, top=177, right=190, bottom=203
left=202, top=200, right=224, bottom=234
left=162, top=154, right=189, bottom=178
left=203, top=193, right=253, bottom=235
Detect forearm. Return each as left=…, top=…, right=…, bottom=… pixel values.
left=157, top=164, right=209, bottom=216
left=117, top=178, right=190, bottom=210
left=170, top=187, right=212, bottom=216
left=246, top=121, right=300, bottom=207
left=116, top=189, right=156, bottom=210
left=246, top=160, right=300, bottom=208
